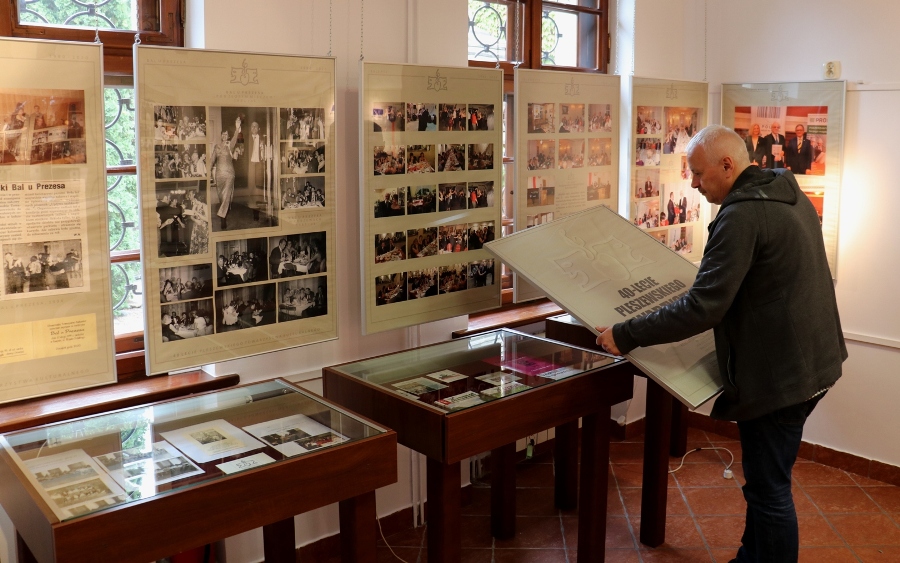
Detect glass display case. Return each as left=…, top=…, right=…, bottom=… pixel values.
left=0, top=379, right=396, bottom=563
left=323, top=329, right=634, bottom=563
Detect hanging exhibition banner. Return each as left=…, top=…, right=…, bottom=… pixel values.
left=136, top=46, right=337, bottom=375
left=513, top=69, right=620, bottom=302
left=628, top=77, right=708, bottom=264
left=360, top=62, right=503, bottom=334
left=485, top=205, right=721, bottom=409
left=0, top=38, right=116, bottom=403
left=721, top=81, right=845, bottom=278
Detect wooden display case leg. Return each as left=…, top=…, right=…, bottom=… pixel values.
left=16, top=532, right=38, bottom=563
left=554, top=419, right=579, bottom=510
left=426, top=458, right=461, bottom=563
left=577, top=409, right=611, bottom=563
left=490, top=442, right=516, bottom=539
left=262, top=517, right=296, bottom=563
left=339, top=491, right=377, bottom=563
left=640, top=379, right=673, bottom=547
left=670, top=398, right=689, bottom=457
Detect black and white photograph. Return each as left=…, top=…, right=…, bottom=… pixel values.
left=406, top=102, right=437, bottom=131
left=160, top=299, right=214, bottom=341
left=215, top=237, right=269, bottom=287
left=437, top=143, right=465, bottom=172
left=371, top=102, right=405, bottom=133
left=527, top=102, right=555, bottom=133
left=438, top=182, right=467, bottom=212
left=558, top=139, right=584, bottom=169
left=375, top=232, right=407, bottom=263
left=406, top=144, right=435, bottom=173
left=467, top=181, right=494, bottom=208
left=439, top=264, right=467, bottom=294
left=373, top=186, right=406, bottom=218
left=281, top=141, right=325, bottom=175
left=636, top=105, right=663, bottom=134
left=268, top=231, right=327, bottom=279
left=208, top=107, right=279, bottom=232
left=155, top=181, right=209, bottom=257
left=439, top=104, right=467, bottom=131
left=526, top=140, right=555, bottom=170
left=467, top=143, right=493, bottom=170
left=0, top=90, right=86, bottom=165
left=406, top=227, right=438, bottom=259
left=3, top=240, right=83, bottom=293
left=407, top=268, right=438, bottom=299
left=438, top=224, right=468, bottom=254
left=467, top=104, right=494, bottom=131
left=466, top=221, right=495, bottom=250
left=558, top=103, right=585, bottom=133
left=406, top=185, right=437, bottom=215
left=375, top=272, right=407, bottom=306
left=215, top=283, right=277, bottom=332
left=154, top=456, right=203, bottom=483
left=587, top=171, right=612, bottom=201
left=373, top=145, right=406, bottom=175
left=158, top=264, right=214, bottom=303
left=280, top=176, right=325, bottom=209
left=154, top=105, right=207, bottom=141
left=153, top=144, right=207, bottom=179
left=588, top=138, right=612, bottom=166
left=280, top=107, right=325, bottom=142
left=589, top=104, right=613, bottom=132
left=278, top=276, right=327, bottom=322
left=467, top=259, right=495, bottom=289
left=46, top=478, right=114, bottom=509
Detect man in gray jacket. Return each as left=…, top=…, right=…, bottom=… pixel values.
left=597, top=125, right=846, bottom=563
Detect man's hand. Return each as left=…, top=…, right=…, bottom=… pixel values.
left=595, top=326, right=622, bottom=356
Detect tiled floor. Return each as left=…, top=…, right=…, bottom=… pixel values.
left=377, top=428, right=900, bottom=562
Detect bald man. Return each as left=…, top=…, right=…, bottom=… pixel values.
left=596, top=125, right=846, bottom=563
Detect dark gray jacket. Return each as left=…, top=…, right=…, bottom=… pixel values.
left=613, top=166, right=846, bottom=421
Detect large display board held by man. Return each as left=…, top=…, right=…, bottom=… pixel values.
left=0, top=38, right=116, bottom=403
left=360, top=63, right=503, bottom=334
left=137, top=46, right=337, bottom=375
left=513, top=69, right=620, bottom=302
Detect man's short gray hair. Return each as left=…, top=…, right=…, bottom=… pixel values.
left=686, top=125, right=751, bottom=169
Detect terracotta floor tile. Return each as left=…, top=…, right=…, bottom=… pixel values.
left=611, top=462, right=646, bottom=488
left=379, top=524, right=427, bottom=547
left=792, top=463, right=857, bottom=486
left=459, top=548, right=495, bottom=563
left=804, top=485, right=881, bottom=513
left=459, top=515, right=494, bottom=548
left=794, top=487, right=820, bottom=514
left=619, top=486, right=690, bottom=517
left=694, top=515, right=744, bottom=548
left=797, top=546, right=860, bottom=562
left=562, top=515, right=636, bottom=549
left=708, top=548, right=739, bottom=562
left=610, top=441, right=647, bottom=463
left=676, top=447, right=726, bottom=464
left=634, top=515, right=706, bottom=548
left=826, top=513, right=900, bottom=545
left=515, top=487, right=561, bottom=516
left=682, top=486, right=747, bottom=515
left=672, top=462, right=735, bottom=487
left=377, top=546, right=420, bottom=563
left=686, top=427, right=712, bottom=443
left=492, top=548, right=568, bottom=562
left=854, top=546, right=900, bottom=562
left=461, top=487, right=491, bottom=516
left=850, top=474, right=895, bottom=487
left=637, top=546, right=715, bottom=562
left=601, top=548, right=642, bottom=562
left=493, top=516, right=565, bottom=549
left=516, top=460, right=556, bottom=488
left=798, top=513, right=845, bottom=546
left=865, top=486, right=900, bottom=513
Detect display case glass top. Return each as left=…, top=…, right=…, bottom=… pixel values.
left=332, top=329, right=622, bottom=413
left=0, top=380, right=385, bottom=523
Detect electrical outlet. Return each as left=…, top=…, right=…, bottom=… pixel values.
left=823, top=61, right=841, bottom=80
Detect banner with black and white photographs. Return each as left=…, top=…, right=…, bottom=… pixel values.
left=360, top=62, right=502, bottom=334
left=0, top=38, right=115, bottom=403
left=722, top=81, right=845, bottom=278
left=137, top=46, right=336, bottom=375
left=629, top=77, right=708, bottom=264
left=513, top=69, right=620, bottom=302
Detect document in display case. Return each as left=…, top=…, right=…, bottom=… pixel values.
left=0, top=379, right=395, bottom=563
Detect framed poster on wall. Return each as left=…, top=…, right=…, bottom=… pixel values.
left=136, top=46, right=337, bottom=375
left=513, top=69, right=620, bottom=302
left=0, top=38, right=116, bottom=403
left=721, top=81, right=845, bottom=278
left=360, top=62, right=503, bottom=334
left=628, top=77, right=708, bottom=264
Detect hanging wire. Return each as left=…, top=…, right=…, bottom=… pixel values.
left=614, top=0, right=620, bottom=74
left=359, top=0, right=365, bottom=61
left=631, top=0, right=635, bottom=75
left=514, top=0, right=521, bottom=67
left=328, top=0, right=333, bottom=56
left=703, top=0, right=708, bottom=82
left=94, top=28, right=100, bottom=43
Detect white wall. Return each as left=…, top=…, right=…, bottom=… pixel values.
left=628, top=0, right=900, bottom=468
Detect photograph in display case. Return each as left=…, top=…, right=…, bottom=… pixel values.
left=243, top=414, right=347, bottom=457
left=160, top=419, right=266, bottom=464
left=721, top=81, right=845, bottom=277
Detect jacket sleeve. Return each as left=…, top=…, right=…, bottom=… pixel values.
left=612, top=205, right=760, bottom=354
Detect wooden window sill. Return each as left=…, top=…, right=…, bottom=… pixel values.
left=452, top=297, right=564, bottom=339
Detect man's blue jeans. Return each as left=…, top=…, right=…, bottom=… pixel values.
left=734, top=394, right=824, bottom=563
